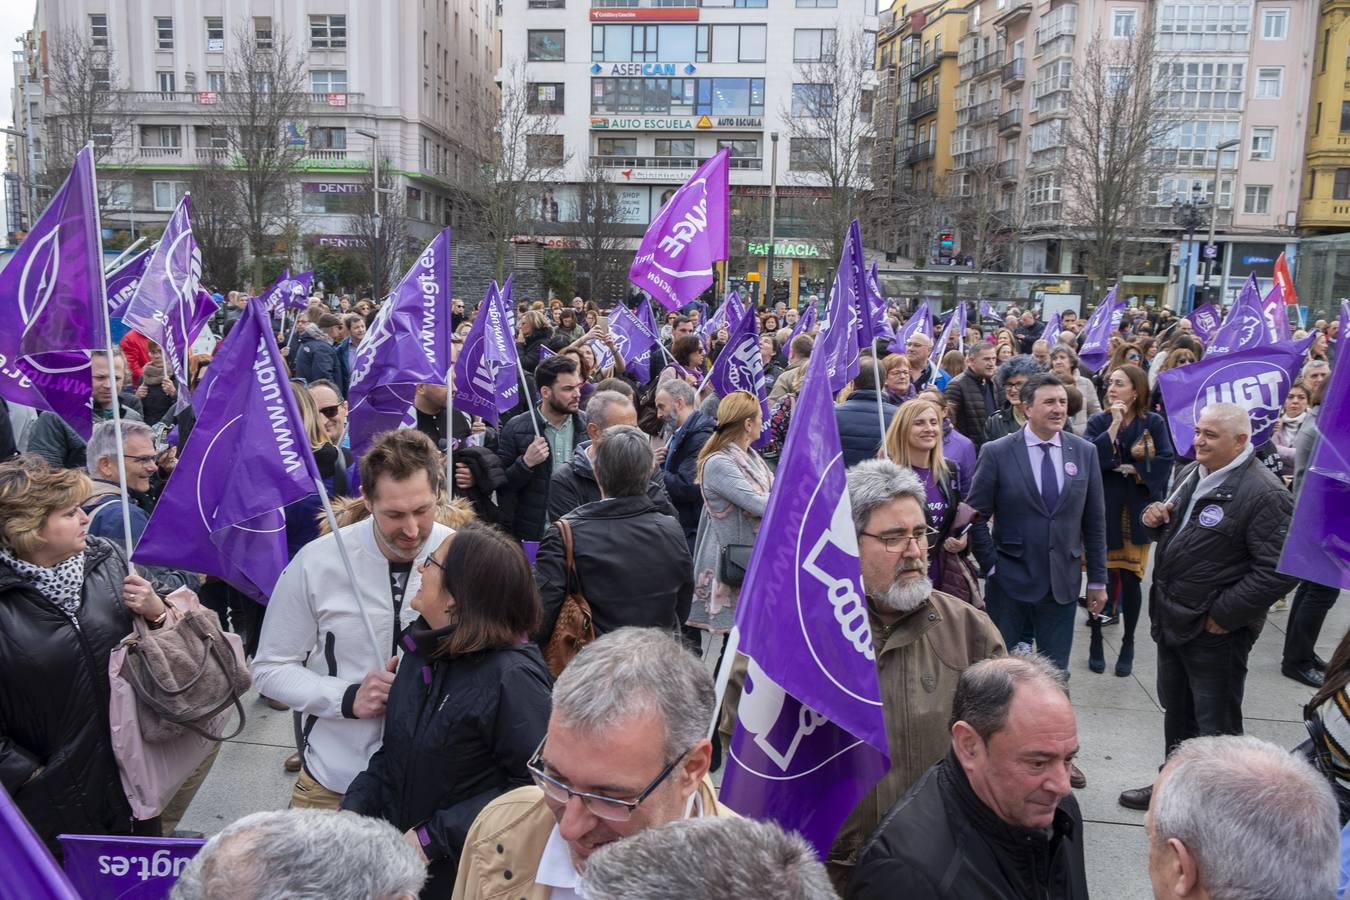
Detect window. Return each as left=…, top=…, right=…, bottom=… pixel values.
left=92, top=68, right=111, bottom=92
left=254, top=17, right=273, bottom=48
left=310, top=14, right=347, bottom=49
left=1255, top=66, right=1282, bottom=99
left=198, top=125, right=229, bottom=149
left=1261, top=8, right=1288, bottom=39
left=797, top=0, right=839, bottom=5
left=528, top=83, right=565, bottom=114
left=1158, top=4, right=1251, bottom=51
left=1342, top=101, right=1350, bottom=132
left=794, top=29, right=836, bottom=63
left=205, top=17, right=224, bottom=51
left=528, top=30, right=565, bottom=61
left=526, top=134, right=565, bottom=165
left=592, top=24, right=764, bottom=63
left=789, top=137, right=828, bottom=170
left=156, top=70, right=176, bottom=95
left=104, top=181, right=131, bottom=208
left=309, top=127, right=347, bottom=150
left=654, top=138, right=695, bottom=157
left=1112, top=9, right=1136, bottom=38
left=792, top=83, right=834, bottom=117
left=1249, top=127, right=1275, bottom=160
left=155, top=17, right=174, bottom=50
left=529, top=0, right=565, bottom=6
left=1153, top=175, right=1233, bottom=208
left=92, top=123, right=113, bottom=150
left=718, top=138, right=759, bottom=159
left=1242, top=185, right=1271, bottom=214
left=1336, top=169, right=1350, bottom=200
left=696, top=78, right=765, bottom=115
left=310, top=70, right=349, bottom=94
left=302, top=183, right=365, bottom=214
left=1158, top=61, right=1245, bottom=110
left=206, top=71, right=226, bottom=92
left=152, top=181, right=188, bottom=211
left=1163, top=119, right=1240, bottom=166
left=596, top=137, right=637, bottom=156
left=90, top=14, right=108, bottom=47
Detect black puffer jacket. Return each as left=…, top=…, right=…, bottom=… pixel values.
left=662, top=409, right=716, bottom=544
left=835, top=390, right=899, bottom=468
left=496, top=407, right=587, bottom=542
left=533, top=495, right=692, bottom=644
left=0, top=537, right=136, bottom=854
left=293, top=328, right=342, bottom=386
left=1148, top=453, right=1296, bottom=646
left=848, top=754, right=1089, bottom=900
left=342, top=623, right=552, bottom=899
left=945, top=369, right=997, bottom=449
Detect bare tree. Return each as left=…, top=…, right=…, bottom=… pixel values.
left=455, top=60, right=570, bottom=282
left=781, top=29, right=877, bottom=265
left=216, top=21, right=310, bottom=286
left=39, top=27, right=133, bottom=198
left=954, top=156, right=1018, bottom=272
left=185, top=161, right=247, bottom=288
left=569, top=158, right=630, bottom=300
left=1061, top=27, right=1175, bottom=295
left=347, top=157, right=412, bottom=299
left=890, top=172, right=959, bottom=267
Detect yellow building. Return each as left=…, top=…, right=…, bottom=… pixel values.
left=1300, top=0, right=1350, bottom=233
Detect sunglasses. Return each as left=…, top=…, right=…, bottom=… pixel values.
left=319, top=405, right=342, bottom=419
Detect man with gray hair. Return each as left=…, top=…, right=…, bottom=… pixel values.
left=1119, top=403, right=1296, bottom=811
left=848, top=655, right=1089, bottom=899
left=655, top=377, right=715, bottom=549
left=452, top=628, right=734, bottom=898
left=534, top=427, right=692, bottom=646
left=547, top=390, right=676, bottom=521
left=820, top=460, right=1004, bottom=886
left=82, top=418, right=162, bottom=544
left=170, top=809, right=426, bottom=900
left=581, top=817, right=837, bottom=900
left=1147, top=735, right=1339, bottom=900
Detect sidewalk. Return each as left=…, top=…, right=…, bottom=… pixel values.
left=179, top=594, right=1347, bottom=898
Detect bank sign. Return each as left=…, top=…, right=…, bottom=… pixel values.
left=590, top=115, right=763, bottom=131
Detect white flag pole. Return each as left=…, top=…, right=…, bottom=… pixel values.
left=515, top=356, right=542, bottom=441
left=105, top=236, right=148, bottom=273
left=314, top=476, right=385, bottom=663
left=871, top=351, right=890, bottom=461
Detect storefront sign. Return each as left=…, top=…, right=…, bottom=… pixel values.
left=591, top=62, right=695, bottom=77
left=310, top=234, right=366, bottom=249
left=747, top=241, right=825, bottom=259
left=302, top=182, right=367, bottom=194
left=590, top=7, right=699, bottom=20
left=589, top=115, right=762, bottom=131
left=615, top=186, right=651, bottom=224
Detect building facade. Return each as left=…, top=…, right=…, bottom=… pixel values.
left=1299, top=0, right=1350, bottom=235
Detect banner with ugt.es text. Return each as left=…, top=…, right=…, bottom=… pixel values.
left=1158, top=339, right=1309, bottom=458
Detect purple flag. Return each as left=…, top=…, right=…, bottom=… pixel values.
left=450, top=281, right=520, bottom=427
left=1186, top=303, right=1222, bottom=342
left=1208, top=274, right=1271, bottom=357
left=1280, top=301, right=1350, bottom=590
left=706, top=298, right=769, bottom=443
left=0, top=147, right=108, bottom=438
left=106, top=248, right=153, bottom=318
left=347, top=230, right=452, bottom=457
left=789, top=303, right=818, bottom=343
left=1261, top=282, right=1293, bottom=343
left=929, top=304, right=968, bottom=368
left=1158, top=337, right=1311, bottom=458
left=630, top=149, right=729, bottom=311
left=1042, top=310, right=1063, bottom=345
left=818, top=273, right=861, bottom=394
left=978, top=299, right=1001, bottom=327
left=866, top=263, right=895, bottom=344
left=134, top=299, right=323, bottom=602
left=888, top=300, right=933, bottom=354
left=260, top=269, right=314, bottom=313
left=0, top=785, right=80, bottom=900
left=59, top=834, right=204, bottom=900
left=719, top=339, right=890, bottom=855
left=841, top=222, right=875, bottom=351
left=1077, top=287, right=1123, bottom=373
left=609, top=303, right=658, bottom=383
left=537, top=344, right=555, bottom=360
left=122, top=195, right=212, bottom=410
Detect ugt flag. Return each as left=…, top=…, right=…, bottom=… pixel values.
left=261, top=269, right=315, bottom=313
left=1077, top=287, right=1123, bottom=374
left=866, top=263, right=895, bottom=345
left=789, top=302, right=817, bottom=343
left=629, top=149, right=729, bottom=311
left=706, top=299, right=769, bottom=444
left=452, top=281, right=520, bottom=427
left=1042, top=309, right=1063, bottom=346
left=818, top=274, right=860, bottom=394
left=1280, top=302, right=1350, bottom=590
left=0, top=145, right=106, bottom=438
left=347, top=229, right=452, bottom=457
left=121, top=194, right=216, bottom=410
left=134, top=299, right=322, bottom=602
left=609, top=302, right=659, bottom=383
left=1262, top=281, right=1293, bottom=343
left=106, top=248, right=153, bottom=318
left=719, top=338, right=890, bottom=855
left=1186, top=303, right=1222, bottom=342
left=1207, top=274, right=1271, bottom=357
left=929, top=303, right=968, bottom=369
left=1158, top=337, right=1311, bottom=458
left=888, top=299, right=933, bottom=355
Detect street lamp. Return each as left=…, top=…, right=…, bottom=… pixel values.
left=354, top=128, right=383, bottom=295
left=1200, top=137, right=1241, bottom=304
left=764, top=131, right=780, bottom=312
left=1172, top=183, right=1207, bottom=314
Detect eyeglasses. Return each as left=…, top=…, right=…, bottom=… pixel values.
left=527, top=739, right=690, bottom=822
left=318, top=405, right=342, bottom=419
left=126, top=454, right=158, bottom=466
left=420, top=552, right=445, bottom=573
left=1005, top=380, right=1027, bottom=392
left=860, top=526, right=939, bottom=552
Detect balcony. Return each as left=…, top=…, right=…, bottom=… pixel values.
left=1001, top=58, right=1026, bottom=87
left=116, top=90, right=366, bottom=112
left=1036, top=5, right=1078, bottom=48
left=1032, top=74, right=1073, bottom=101
left=996, top=159, right=1018, bottom=181
left=969, top=99, right=1000, bottom=126
left=955, top=146, right=995, bottom=169
left=1300, top=197, right=1350, bottom=227
left=908, top=93, right=939, bottom=120
left=306, top=148, right=349, bottom=160
left=194, top=147, right=229, bottom=160
left=971, top=52, right=1003, bottom=81
left=910, top=49, right=947, bottom=80
left=591, top=155, right=761, bottom=170
left=997, top=107, right=1023, bottom=133
left=993, top=0, right=1032, bottom=27
left=990, top=208, right=1015, bottom=231
left=138, top=145, right=183, bottom=159
left=906, top=141, right=936, bottom=165
left=1027, top=201, right=1063, bottom=224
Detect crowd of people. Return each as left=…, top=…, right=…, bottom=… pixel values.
left=0, top=286, right=1347, bottom=900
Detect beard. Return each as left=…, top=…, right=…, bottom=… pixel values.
left=873, top=560, right=933, bottom=613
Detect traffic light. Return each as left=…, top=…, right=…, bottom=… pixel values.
left=938, top=232, right=955, bottom=258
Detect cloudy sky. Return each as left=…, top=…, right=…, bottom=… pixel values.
left=1, top=0, right=38, bottom=236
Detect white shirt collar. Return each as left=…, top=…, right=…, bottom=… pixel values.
left=1022, top=426, right=1063, bottom=449
left=536, top=825, right=582, bottom=894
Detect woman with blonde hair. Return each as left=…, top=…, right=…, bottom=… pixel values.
left=516, top=310, right=554, bottom=373
left=882, top=399, right=978, bottom=605
left=689, top=391, right=773, bottom=635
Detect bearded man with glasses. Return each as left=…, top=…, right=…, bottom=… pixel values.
left=452, top=628, right=733, bottom=899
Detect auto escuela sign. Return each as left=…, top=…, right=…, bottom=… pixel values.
left=590, top=115, right=762, bottom=130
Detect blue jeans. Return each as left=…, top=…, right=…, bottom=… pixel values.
left=986, top=578, right=1077, bottom=672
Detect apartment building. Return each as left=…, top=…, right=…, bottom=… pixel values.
left=501, top=0, right=877, bottom=304
left=19, top=0, right=497, bottom=262
left=1299, top=0, right=1350, bottom=234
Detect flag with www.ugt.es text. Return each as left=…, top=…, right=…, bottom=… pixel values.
left=133, top=299, right=322, bottom=602
left=629, top=149, right=729, bottom=311
left=1077, top=287, right=1124, bottom=374
left=452, top=280, right=520, bottom=427
left=106, top=248, right=153, bottom=318
left=719, top=340, right=890, bottom=856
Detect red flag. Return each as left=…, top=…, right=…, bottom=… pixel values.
left=1274, top=252, right=1298, bottom=306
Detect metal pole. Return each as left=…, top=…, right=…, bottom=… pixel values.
left=764, top=132, right=779, bottom=314
left=17, top=44, right=39, bottom=223
left=315, top=477, right=385, bottom=663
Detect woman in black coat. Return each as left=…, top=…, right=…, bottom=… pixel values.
left=0, top=457, right=169, bottom=856
left=1084, top=364, right=1173, bottom=677
left=342, top=522, right=552, bottom=899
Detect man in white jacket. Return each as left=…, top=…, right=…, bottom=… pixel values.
left=253, top=430, right=454, bottom=809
